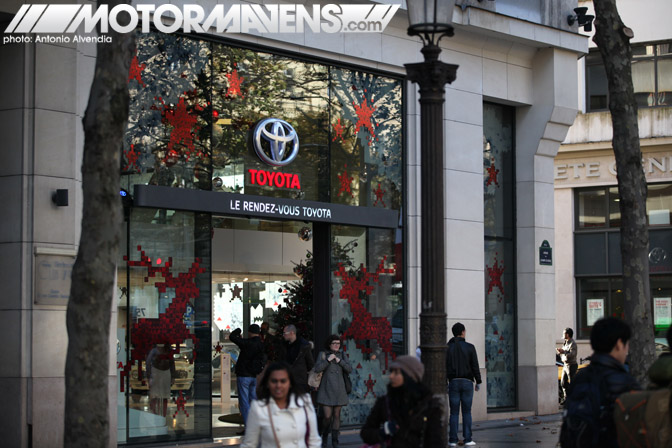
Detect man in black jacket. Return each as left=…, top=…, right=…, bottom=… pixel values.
left=282, top=324, right=314, bottom=391
left=229, top=324, right=265, bottom=433
left=446, top=322, right=482, bottom=447
left=560, top=317, right=640, bottom=448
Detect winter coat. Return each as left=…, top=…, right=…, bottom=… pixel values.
left=241, top=394, right=322, bottom=448
left=314, top=350, right=352, bottom=406
left=229, top=330, right=265, bottom=378
left=285, top=338, right=315, bottom=388
left=560, top=337, right=578, bottom=366
left=648, top=352, right=672, bottom=387
left=566, top=352, right=640, bottom=448
left=360, top=389, right=444, bottom=448
left=446, top=337, right=482, bottom=384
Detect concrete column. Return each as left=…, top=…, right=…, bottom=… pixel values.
left=516, top=47, right=578, bottom=415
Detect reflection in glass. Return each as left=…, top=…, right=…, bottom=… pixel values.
left=123, top=34, right=212, bottom=191
left=212, top=47, right=329, bottom=201
left=578, top=189, right=607, bottom=228
left=330, top=69, right=403, bottom=210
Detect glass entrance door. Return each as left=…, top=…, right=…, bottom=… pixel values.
left=210, top=217, right=313, bottom=441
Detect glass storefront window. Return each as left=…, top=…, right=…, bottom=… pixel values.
left=647, top=183, right=672, bottom=226
left=117, top=210, right=211, bottom=444
left=577, top=276, right=671, bottom=343
left=211, top=47, right=329, bottom=201
left=330, top=225, right=402, bottom=425
left=608, top=187, right=621, bottom=227
left=330, top=69, right=403, bottom=210
left=120, top=32, right=405, bottom=443
left=483, top=103, right=516, bottom=408
left=577, top=189, right=607, bottom=228
left=123, top=34, right=212, bottom=191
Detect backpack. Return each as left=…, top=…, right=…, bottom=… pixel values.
left=613, top=388, right=672, bottom=448
left=560, top=367, right=607, bottom=448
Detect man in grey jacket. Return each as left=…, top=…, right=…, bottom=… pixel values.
left=557, top=327, right=578, bottom=405
left=446, top=322, right=482, bottom=447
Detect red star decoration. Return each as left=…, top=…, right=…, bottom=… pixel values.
left=352, top=98, right=377, bottom=146
left=214, top=343, right=223, bottom=354
left=231, top=284, right=243, bottom=299
left=337, top=164, right=354, bottom=197
left=332, top=118, right=345, bottom=143
left=486, top=158, right=500, bottom=186
left=486, top=254, right=505, bottom=295
left=173, top=391, right=189, bottom=418
left=160, top=95, right=200, bottom=157
left=364, top=374, right=377, bottom=398
left=128, top=51, right=146, bottom=86
left=226, top=68, right=244, bottom=98
left=123, top=144, right=140, bottom=172
left=373, top=183, right=386, bottom=207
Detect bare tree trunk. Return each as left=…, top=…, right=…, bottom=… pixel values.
left=592, top=0, right=655, bottom=385
left=64, top=2, right=134, bottom=445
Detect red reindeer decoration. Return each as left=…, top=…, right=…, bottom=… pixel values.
left=119, top=246, right=205, bottom=391
left=335, top=257, right=396, bottom=370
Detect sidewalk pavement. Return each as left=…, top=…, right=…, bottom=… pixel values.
left=335, top=413, right=563, bottom=447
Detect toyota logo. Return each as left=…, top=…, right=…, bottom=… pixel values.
left=253, top=118, right=300, bottom=166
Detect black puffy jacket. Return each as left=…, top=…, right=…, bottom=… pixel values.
left=446, top=337, right=482, bottom=384
left=564, top=352, right=640, bottom=448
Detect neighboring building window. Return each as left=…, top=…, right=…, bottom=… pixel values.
left=574, top=183, right=672, bottom=340
left=586, top=41, right=672, bottom=111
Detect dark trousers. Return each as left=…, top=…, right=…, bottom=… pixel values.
left=561, top=363, right=578, bottom=400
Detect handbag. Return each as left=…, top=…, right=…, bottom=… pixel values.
left=308, top=352, right=326, bottom=389
left=308, top=369, right=323, bottom=388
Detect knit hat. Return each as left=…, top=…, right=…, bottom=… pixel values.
left=248, top=324, right=261, bottom=334
left=389, top=355, right=425, bottom=383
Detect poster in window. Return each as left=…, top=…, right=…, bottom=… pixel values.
left=654, top=297, right=672, bottom=326
left=587, top=298, right=604, bottom=327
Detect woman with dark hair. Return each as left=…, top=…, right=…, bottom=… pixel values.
left=242, top=362, right=321, bottom=448
left=360, top=356, right=444, bottom=448
left=313, top=335, right=352, bottom=447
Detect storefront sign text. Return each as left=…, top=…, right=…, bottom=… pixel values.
left=134, top=185, right=399, bottom=229
left=248, top=169, right=301, bottom=189
left=230, top=199, right=331, bottom=219
left=555, top=155, right=672, bottom=183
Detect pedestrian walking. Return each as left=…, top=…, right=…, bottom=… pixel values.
left=313, top=334, right=352, bottom=447
left=241, top=362, right=321, bottom=448
left=283, top=324, right=315, bottom=391
left=446, top=322, right=482, bottom=447
left=560, top=317, right=640, bottom=448
left=230, top=324, right=266, bottom=433
left=360, top=355, right=444, bottom=448
left=556, top=327, right=578, bottom=404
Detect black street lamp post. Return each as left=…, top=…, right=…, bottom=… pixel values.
left=405, top=0, right=458, bottom=395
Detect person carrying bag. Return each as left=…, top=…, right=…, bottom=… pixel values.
left=313, top=334, right=352, bottom=448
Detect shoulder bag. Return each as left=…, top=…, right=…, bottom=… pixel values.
left=307, top=352, right=325, bottom=389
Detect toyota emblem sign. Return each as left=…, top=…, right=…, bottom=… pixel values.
left=253, top=118, right=300, bottom=166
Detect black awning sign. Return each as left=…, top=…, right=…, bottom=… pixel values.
left=540, top=240, right=552, bottom=266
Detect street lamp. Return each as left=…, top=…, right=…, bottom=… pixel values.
left=405, top=0, right=458, bottom=395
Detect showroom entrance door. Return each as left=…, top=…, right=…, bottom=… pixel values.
left=209, top=216, right=316, bottom=441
